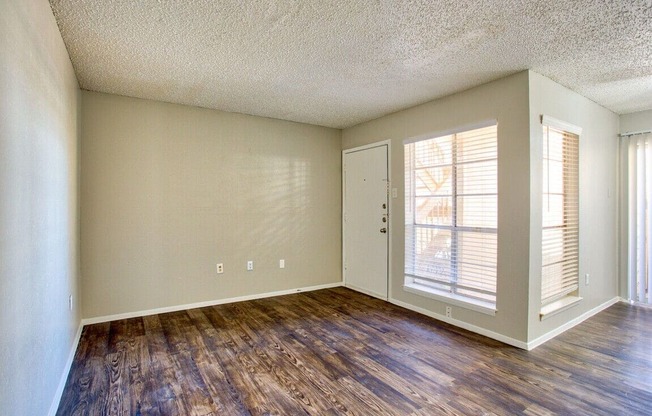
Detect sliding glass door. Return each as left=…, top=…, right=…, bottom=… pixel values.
left=624, top=132, right=652, bottom=305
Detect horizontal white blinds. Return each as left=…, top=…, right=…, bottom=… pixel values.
left=405, top=125, right=498, bottom=304
left=541, top=124, right=579, bottom=305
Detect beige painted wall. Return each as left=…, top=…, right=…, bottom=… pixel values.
left=81, top=92, right=342, bottom=318
left=620, top=109, right=652, bottom=133
left=527, top=72, right=619, bottom=341
left=343, top=72, right=532, bottom=342
left=0, top=1, right=81, bottom=415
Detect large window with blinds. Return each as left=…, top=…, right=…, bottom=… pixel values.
left=404, top=124, right=498, bottom=308
left=541, top=119, right=580, bottom=311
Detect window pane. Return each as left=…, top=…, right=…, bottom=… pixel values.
left=542, top=263, right=563, bottom=295
left=457, top=126, right=498, bottom=163
left=413, top=227, right=452, bottom=281
left=415, top=197, right=452, bottom=225
left=457, top=288, right=496, bottom=303
left=542, top=195, right=564, bottom=227
left=457, top=195, right=497, bottom=228
left=414, top=136, right=452, bottom=167
left=457, top=160, right=497, bottom=195
left=542, top=228, right=564, bottom=264
left=456, top=231, right=497, bottom=303
left=542, top=160, right=564, bottom=194
left=415, top=166, right=452, bottom=196
left=456, top=233, right=497, bottom=289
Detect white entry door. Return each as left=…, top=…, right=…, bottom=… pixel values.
left=343, top=143, right=389, bottom=299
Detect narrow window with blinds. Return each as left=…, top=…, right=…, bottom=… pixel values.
left=404, top=124, right=498, bottom=310
left=541, top=120, right=580, bottom=315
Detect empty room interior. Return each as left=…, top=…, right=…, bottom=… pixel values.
left=2, top=0, right=652, bottom=415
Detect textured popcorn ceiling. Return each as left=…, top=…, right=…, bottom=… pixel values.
left=49, top=0, right=652, bottom=128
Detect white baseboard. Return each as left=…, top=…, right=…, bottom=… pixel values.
left=52, top=282, right=342, bottom=413
left=390, top=296, right=621, bottom=351
left=344, top=283, right=388, bottom=301
left=82, top=281, right=343, bottom=325
left=388, top=297, right=529, bottom=349
left=526, top=296, right=621, bottom=350
left=48, top=322, right=84, bottom=416
left=619, top=296, right=652, bottom=309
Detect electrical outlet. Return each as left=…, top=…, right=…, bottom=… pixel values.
left=247, top=260, right=254, bottom=271
left=69, top=295, right=73, bottom=311
left=445, top=306, right=452, bottom=318
left=585, top=273, right=590, bottom=285
left=216, top=263, right=224, bottom=274
left=279, top=259, right=285, bottom=269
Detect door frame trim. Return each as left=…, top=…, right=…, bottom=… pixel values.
left=342, top=140, right=392, bottom=300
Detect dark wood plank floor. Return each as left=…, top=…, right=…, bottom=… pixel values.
left=57, top=287, right=652, bottom=415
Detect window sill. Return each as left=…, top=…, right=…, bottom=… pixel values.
left=540, top=296, right=582, bottom=321
left=403, top=283, right=497, bottom=316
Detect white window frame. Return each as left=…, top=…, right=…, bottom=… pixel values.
left=403, top=121, right=498, bottom=315
left=539, top=115, right=582, bottom=319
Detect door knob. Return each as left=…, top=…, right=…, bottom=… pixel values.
left=380, top=228, right=387, bottom=233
